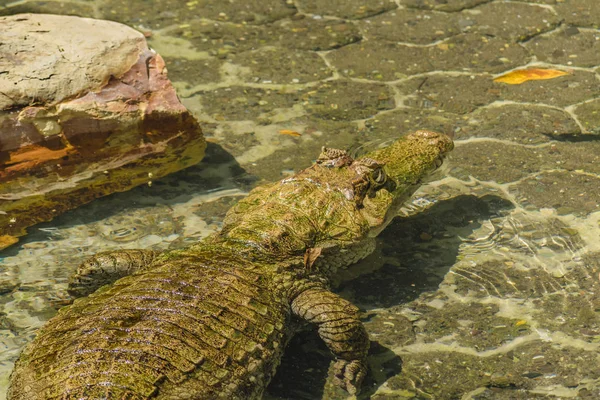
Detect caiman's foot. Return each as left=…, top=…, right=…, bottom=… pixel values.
left=292, top=287, right=370, bottom=395
left=333, top=358, right=368, bottom=395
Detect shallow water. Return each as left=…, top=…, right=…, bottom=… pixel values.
left=2, top=0, right=600, bottom=399
left=3, top=162, right=599, bottom=399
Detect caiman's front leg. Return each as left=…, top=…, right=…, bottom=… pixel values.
left=67, top=249, right=159, bottom=298
left=292, top=287, right=369, bottom=394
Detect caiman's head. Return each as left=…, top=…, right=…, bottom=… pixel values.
left=218, top=130, right=453, bottom=266
left=318, top=130, right=454, bottom=238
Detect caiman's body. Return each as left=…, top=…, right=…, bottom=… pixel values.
left=8, top=131, right=453, bottom=399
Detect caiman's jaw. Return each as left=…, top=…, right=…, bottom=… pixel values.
left=355, top=130, right=454, bottom=236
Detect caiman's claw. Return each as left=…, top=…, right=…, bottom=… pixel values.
left=332, top=358, right=367, bottom=395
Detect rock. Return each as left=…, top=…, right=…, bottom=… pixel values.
left=0, top=14, right=206, bottom=250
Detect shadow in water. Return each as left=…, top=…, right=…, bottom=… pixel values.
left=267, top=194, right=514, bottom=400
left=544, top=132, right=600, bottom=142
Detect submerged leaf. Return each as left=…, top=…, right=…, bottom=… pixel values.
left=494, top=69, right=570, bottom=85
left=279, top=129, right=302, bottom=137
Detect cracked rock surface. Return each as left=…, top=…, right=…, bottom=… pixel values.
left=1, top=1, right=600, bottom=399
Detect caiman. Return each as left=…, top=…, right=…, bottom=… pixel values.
left=8, top=130, right=453, bottom=399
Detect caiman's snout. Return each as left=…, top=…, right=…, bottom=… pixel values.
left=361, top=129, right=454, bottom=190
left=356, top=130, right=454, bottom=235
left=407, top=130, right=454, bottom=170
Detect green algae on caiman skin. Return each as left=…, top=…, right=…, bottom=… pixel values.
left=8, top=130, right=453, bottom=400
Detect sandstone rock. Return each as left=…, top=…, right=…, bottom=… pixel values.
left=0, top=14, right=206, bottom=250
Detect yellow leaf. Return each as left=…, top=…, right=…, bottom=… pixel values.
left=494, top=69, right=570, bottom=85
left=279, top=129, right=302, bottom=137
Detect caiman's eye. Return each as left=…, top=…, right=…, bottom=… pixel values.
left=353, top=157, right=387, bottom=191
left=349, top=157, right=387, bottom=207
left=372, top=167, right=386, bottom=186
